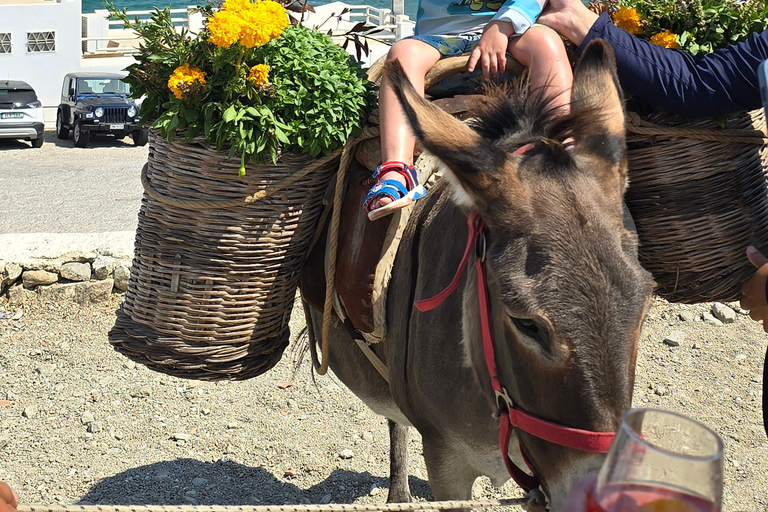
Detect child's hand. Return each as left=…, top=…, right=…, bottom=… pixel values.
left=468, top=21, right=515, bottom=80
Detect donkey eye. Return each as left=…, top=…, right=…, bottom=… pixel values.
left=511, top=317, right=540, bottom=337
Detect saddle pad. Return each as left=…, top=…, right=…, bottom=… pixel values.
left=330, top=151, right=442, bottom=343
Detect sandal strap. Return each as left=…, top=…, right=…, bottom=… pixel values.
left=372, top=161, right=419, bottom=190
left=364, top=179, right=408, bottom=212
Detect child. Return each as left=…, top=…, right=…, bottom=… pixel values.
left=365, top=0, right=573, bottom=221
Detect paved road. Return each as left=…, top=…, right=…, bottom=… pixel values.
left=0, top=129, right=147, bottom=234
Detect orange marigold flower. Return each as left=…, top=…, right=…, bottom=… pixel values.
left=167, top=64, right=207, bottom=100
left=613, top=6, right=643, bottom=35
left=207, top=10, right=244, bottom=48
left=650, top=30, right=680, bottom=48
left=248, top=64, right=270, bottom=85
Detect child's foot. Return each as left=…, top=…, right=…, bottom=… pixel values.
left=364, top=161, right=426, bottom=221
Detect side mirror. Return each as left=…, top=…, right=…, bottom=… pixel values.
left=69, top=87, right=75, bottom=97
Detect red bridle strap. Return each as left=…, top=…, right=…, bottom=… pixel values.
left=414, top=210, right=616, bottom=492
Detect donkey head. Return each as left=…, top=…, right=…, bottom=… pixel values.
left=386, top=40, right=655, bottom=508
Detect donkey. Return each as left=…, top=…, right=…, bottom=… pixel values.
left=301, top=40, right=655, bottom=510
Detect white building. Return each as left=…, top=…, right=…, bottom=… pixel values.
left=0, top=0, right=85, bottom=121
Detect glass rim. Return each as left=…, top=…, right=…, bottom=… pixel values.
left=621, top=408, right=724, bottom=462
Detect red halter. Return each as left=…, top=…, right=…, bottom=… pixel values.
left=414, top=210, right=615, bottom=492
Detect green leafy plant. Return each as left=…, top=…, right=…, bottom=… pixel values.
left=108, top=0, right=375, bottom=174
left=595, top=0, right=768, bottom=54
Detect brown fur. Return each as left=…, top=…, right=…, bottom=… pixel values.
left=300, top=40, right=655, bottom=511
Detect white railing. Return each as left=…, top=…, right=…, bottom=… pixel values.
left=80, top=3, right=413, bottom=58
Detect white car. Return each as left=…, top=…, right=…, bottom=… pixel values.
left=0, top=80, right=45, bottom=148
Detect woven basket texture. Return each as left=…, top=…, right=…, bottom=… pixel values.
left=108, top=131, right=337, bottom=380
left=625, top=108, right=768, bottom=303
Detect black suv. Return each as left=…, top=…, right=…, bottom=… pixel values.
left=56, top=72, right=148, bottom=148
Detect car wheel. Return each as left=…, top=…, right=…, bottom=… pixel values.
left=132, top=128, right=149, bottom=146
left=73, top=121, right=90, bottom=148
left=32, top=135, right=44, bottom=148
left=56, top=111, right=69, bottom=139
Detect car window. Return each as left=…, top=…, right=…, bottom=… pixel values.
left=0, top=88, right=37, bottom=108
left=77, top=78, right=130, bottom=95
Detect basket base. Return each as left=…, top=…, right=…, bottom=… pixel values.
left=109, top=307, right=289, bottom=381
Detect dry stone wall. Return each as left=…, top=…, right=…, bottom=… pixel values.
left=0, top=233, right=134, bottom=305
left=1, top=256, right=131, bottom=306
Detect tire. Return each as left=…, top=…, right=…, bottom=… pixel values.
left=132, top=128, right=149, bottom=146
left=56, top=111, right=69, bottom=139
left=73, top=120, right=90, bottom=148
left=31, top=135, right=44, bottom=148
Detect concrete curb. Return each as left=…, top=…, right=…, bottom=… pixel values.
left=0, top=231, right=135, bottom=304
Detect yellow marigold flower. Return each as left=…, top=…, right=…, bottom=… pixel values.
left=207, top=10, right=245, bottom=48
left=248, top=64, right=270, bottom=85
left=208, top=0, right=288, bottom=49
left=260, top=0, right=289, bottom=40
left=223, top=0, right=252, bottom=12
left=238, top=1, right=288, bottom=48
left=167, top=64, right=207, bottom=100
left=650, top=30, right=680, bottom=48
left=613, top=6, right=643, bottom=35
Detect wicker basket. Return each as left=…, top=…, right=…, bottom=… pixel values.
left=624, top=108, right=768, bottom=303
left=109, top=131, right=338, bottom=380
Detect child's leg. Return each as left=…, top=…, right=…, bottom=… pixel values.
left=507, top=26, right=572, bottom=114
left=371, top=39, right=442, bottom=212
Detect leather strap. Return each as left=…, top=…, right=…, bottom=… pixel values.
left=415, top=210, right=617, bottom=493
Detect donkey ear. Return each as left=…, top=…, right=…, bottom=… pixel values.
left=384, top=59, right=504, bottom=208
left=570, top=40, right=627, bottom=168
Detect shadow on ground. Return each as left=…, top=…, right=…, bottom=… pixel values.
left=78, top=459, right=432, bottom=506
left=0, top=130, right=142, bottom=150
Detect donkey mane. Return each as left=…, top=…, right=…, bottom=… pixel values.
left=468, top=80, right=619, bottom=167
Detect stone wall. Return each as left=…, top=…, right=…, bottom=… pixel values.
left=1, top=256, right=131, bottom=305
left=0, top=232, right=134, bottom=305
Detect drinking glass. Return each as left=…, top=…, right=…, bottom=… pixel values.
left=588, top=408, right=724, bottom=512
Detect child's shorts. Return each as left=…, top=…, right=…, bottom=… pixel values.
left=405, top=33, right=482, bottom=57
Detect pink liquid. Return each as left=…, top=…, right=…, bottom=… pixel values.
left=587, top=483, right=717, bottom=512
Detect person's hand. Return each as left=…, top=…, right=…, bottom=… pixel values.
left=538, top=0, right=598, bottom=46
left=0, top=482, right=19, bottom=512
left=468, top=21, right=515, bottom=80
left=559, top=473, right=597, bottom=511
left=741, top=246, right=768, bottom=333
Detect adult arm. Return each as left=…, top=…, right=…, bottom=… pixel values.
left=539, top=0, right=768, bottom=117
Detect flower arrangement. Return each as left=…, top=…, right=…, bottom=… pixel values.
left=108, top=0, right=375, bottom=174
left=595, top=0, right=768, bottom=54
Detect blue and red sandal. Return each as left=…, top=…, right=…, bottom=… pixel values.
left=364, top=161, right=427, bottom=221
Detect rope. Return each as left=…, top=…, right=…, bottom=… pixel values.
left=140, top=149, right=343, bottom=210
left=626, top=111, right=768, bottom=145
left=317, top=125, right=381, bottom=376
left=19, top=497, right=536, bottom=512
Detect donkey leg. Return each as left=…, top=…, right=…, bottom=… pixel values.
left=386, top=419, right=412, bottom=503
left=422, top=437, right=477, bottom=510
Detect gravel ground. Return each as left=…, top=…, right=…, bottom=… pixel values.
left=0, top=130, right=146, bottom=234
left=0, top=293, right=766, bottom=511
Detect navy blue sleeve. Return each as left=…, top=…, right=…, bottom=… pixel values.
left=576, top=13, right=768, bottom=117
